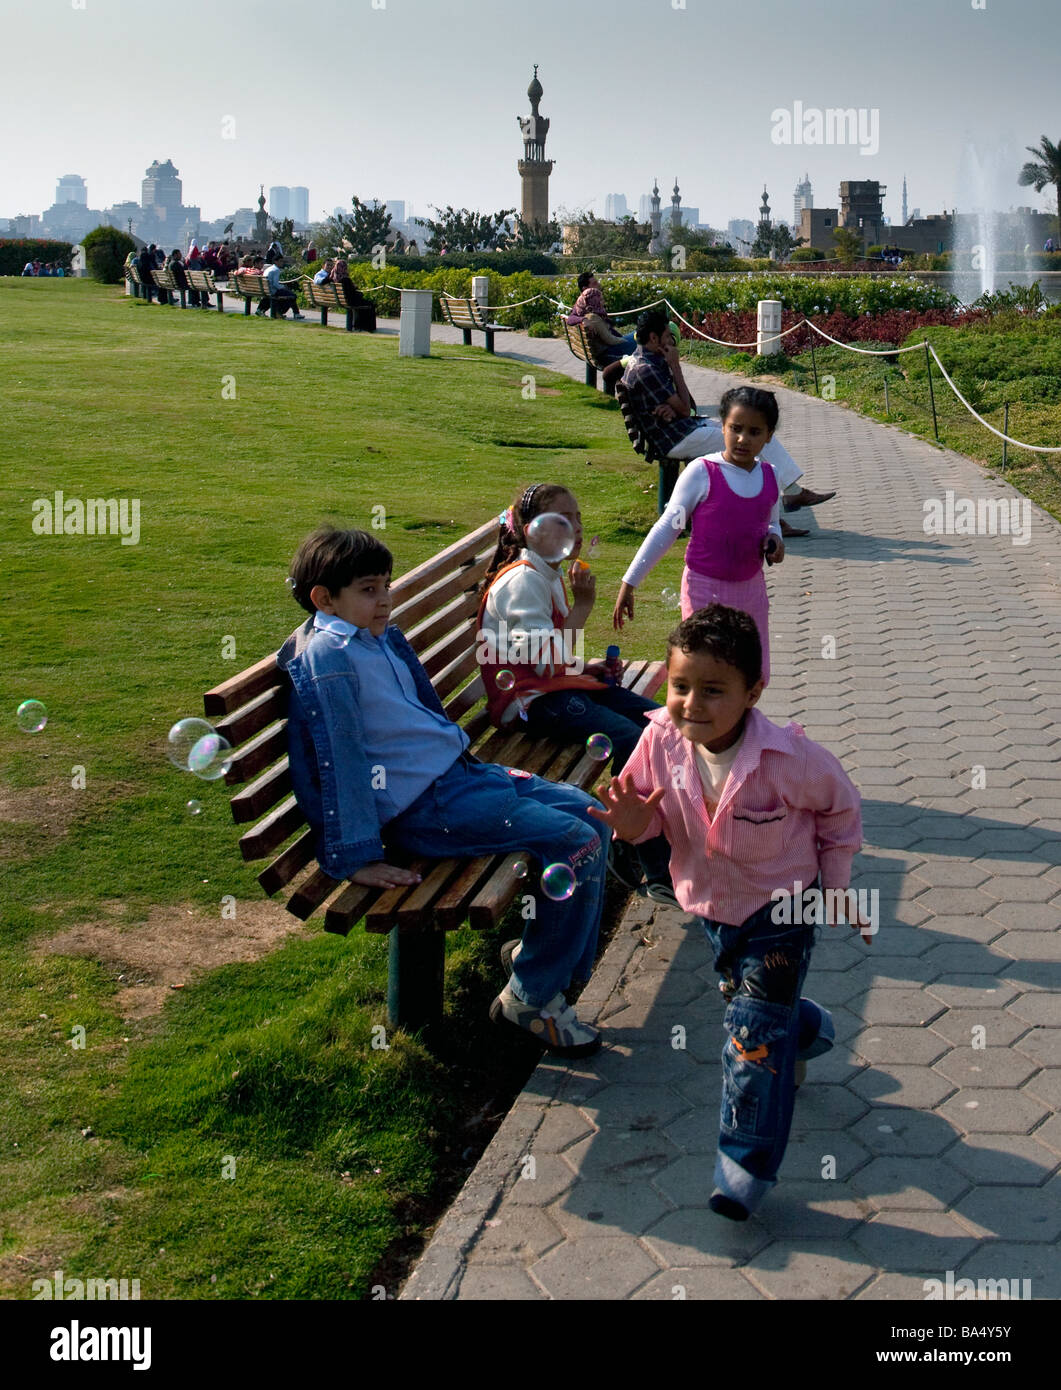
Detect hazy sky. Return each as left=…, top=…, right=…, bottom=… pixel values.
left=5, top=0, right=1059, bottom=228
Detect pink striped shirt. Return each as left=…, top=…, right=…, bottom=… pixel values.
left=623, top=707, right=862, bottom=925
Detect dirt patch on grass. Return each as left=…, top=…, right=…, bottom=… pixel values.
left=0, top=783, right=83, bottom=855
left=37, top=901, right=308, bottom=1018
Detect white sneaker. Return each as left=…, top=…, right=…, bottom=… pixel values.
left=489, top=986, right=601, bottom=1057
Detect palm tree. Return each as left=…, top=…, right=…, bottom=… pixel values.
left=1018, top=135, right=1061, bottom=242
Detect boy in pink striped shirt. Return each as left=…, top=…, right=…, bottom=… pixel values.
left=590, top=605, right=867, bottom=1220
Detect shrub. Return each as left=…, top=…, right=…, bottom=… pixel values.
left=82, top=224, right=137, bottom=283
left=0, top=237, right=74, bottom=276
left=789, top=247, right=825, bottom=263
left=526, top=321, right=556, bottom=337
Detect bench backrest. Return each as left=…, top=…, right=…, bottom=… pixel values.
left=186, top=269, right=218, bottom=291
left=202, top=517, right=499, bottom=913
left=305, top=280, right=342, bottom=308
left=562, top=320, right=602, bottom=367
left=230, top=273, right=270, bottom=295
left=440, top=296, right=487, bottom=328
left=152, top=268, right=178, bottom=289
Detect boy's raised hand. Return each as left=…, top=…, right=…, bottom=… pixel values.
left=588, top=773, right=666, bottom=842
left=352, top=861, right=423, bottom=889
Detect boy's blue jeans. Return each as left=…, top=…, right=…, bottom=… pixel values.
left=697, top=884, right=835, bottom=1213
left=387, top=754, right=610, bottom=1007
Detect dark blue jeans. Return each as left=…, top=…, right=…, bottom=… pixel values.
left=387, top=756, right=610, bottom=1007
left=521, top=684, right=671, bottom=882
left=698, top=885, right=834, bottom=1213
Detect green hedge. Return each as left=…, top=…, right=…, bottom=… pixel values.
left=0, top=237, right=74, bottom=275
left=82, top=224, right=137, bottom=284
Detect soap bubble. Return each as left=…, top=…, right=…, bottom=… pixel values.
left=541, top=863, right=576, bottom=901
left=16, top=699, right=48, bottom=733
left=525, top=512, right=576, bottom=564
left=167, top=718, right=217, bottom=771
left=512, top=861, right=528, bottom=879
left=496, top=670, right=515, bottom=691
left=190, top=733, right=234, bottom=781
left=320, top=627, right=351, bottom=650
left=187, top=800, right=203, bottom=816
left=586, top=733, right=613, bottom=762
left=660, top=586, right=680, bottom=609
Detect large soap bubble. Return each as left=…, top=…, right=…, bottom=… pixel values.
left=525, top=512, right=576, bottom=564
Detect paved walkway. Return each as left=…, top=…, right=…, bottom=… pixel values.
left=390, top=316, right=1061, bottom=1300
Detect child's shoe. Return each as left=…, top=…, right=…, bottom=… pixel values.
left=709, top=1189, right=750, bottom=1222
left=500, top=938, right=522, bottom=974
left=489, top=985, right=601, bottom=1058
left=607, top=839, right=644, bottom=891
left=794, top=1060, right=807, bottom=1090
left=645, top=879, right=681, bottom=909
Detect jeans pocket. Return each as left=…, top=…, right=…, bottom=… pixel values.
left=720, top=995, right=792, bottom=1142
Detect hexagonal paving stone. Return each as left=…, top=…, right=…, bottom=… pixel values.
left=944, top=1133, right=1060, bottom=1185
left=851, top=1210, right=979, bottom=1272
left=852, top=1026, right=951, bottom=1066
left=532, top=1104, right=598, bottom=1154
left=531, top=1235, right=663, bottom=1299
left=850, top=1109, right=960, bottom=1156
left=507, top=1153, right=579, bottom=1206
left=987, top=900, right=1061, bottom=931
left=652, top=1155, right=728, bottom=1208
left=849, top=1155, right=970, bottom=1211
left=471, top=1206, right=565, bottom=1262
left=620, top=970, right=704, bottom=1008
left=914, top=887, right=997, bottom=917
left=933, top=1047, right=1039, bottom=1089
left=562, top=1128, right=680, bottom=1180
left=954, top=1178, right=1061, bottom=1242
left=918, top=943, right=1010, bottom=976
left=548, top=1179, right=673, bottom=1241
left=750, top=1182, right=875, bottom=1240
left=844, top=955, right=941, bottom=988
left=574, top=1084, right=691, bottom=1131
left=916, top=913, right=1003, bottom=944
left=850, top=988, right=945, bottom=1026
left=936, top=1088, right=1049, bottom=1135
left=1007, top=993, right=1061, bottom=1026
left=456, top=1264, right=547, bottom=1299
left=855, top=1272, right=943, bottom=1298
left=1023, top=1069, right=1061, bottom=1109
left=632, top=1268, right=764, bottom=1299
left=926, top=977, right=1018, bottom=1010
left=951, top=1243, right=1061, bottom=1300
left=930, top=1008, right=1030, bottom=1048
left=788, top=1083, right=869, bottom=1130
left=640, top=1207, right=770, bottom=1268
left=850, top=1065, right=955, bottom=1110
left=981, top=875, right=1061, bottom=903
left=994, top=931, right=1061, bottom=961
left=741, top=1241, right=876, bottom=1299
left=908, top=859, right=993, bottom=888
left=1014, top=1028, right=1061, bottom=1067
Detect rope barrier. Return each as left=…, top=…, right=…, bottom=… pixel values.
left=802, top=319, right=927, bottom=355
left=924, top=344, right=1061, bottom=453
left=664, top=299, right=807, bottom=350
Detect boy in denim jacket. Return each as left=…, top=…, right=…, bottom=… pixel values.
left=277, top=526, right=611, bottom=1057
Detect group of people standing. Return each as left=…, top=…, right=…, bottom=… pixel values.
left=21, top=259, right=66, bottom=276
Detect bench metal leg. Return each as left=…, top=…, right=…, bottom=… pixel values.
left=586, top=364, right=597, bottom=389
left=179, top=289, right=187, bottom=309
left=462, top=328, right=472, bottom=346
left=345, top=309, right=354, bottom=332
left=485, top=329, right=495, bottom=353
left=216, top=293, right=224, bottom=312
left=387, top=926, right=445, bottom=1034
left=320, top=307, right=328, bottom=327
left=244, top=296, right=251, bottom=315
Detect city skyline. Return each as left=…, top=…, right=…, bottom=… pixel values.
left=4, top=0, right=1060, bottom=236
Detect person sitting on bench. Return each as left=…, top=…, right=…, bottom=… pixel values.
left=258, top=253, right=305, bottom=319
left=565, top=271, right=636, bottom=366
left=621, top=310, right=836, bottom=529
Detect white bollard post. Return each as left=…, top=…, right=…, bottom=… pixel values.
left=471, top=275, right=489, bottom=312
left=398, top=288, right=433, bottom=357
left=757, top=299, right=782, bottom=356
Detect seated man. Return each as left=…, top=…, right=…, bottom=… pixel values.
left=258, top=254, right=305, bottom=319
left=621, top=309, right=835, bottom=530
left=312, top=257, right=336, bottom=285
left=566, top=271, right=636, bottom=366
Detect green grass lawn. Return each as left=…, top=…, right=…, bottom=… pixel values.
left=685, top=317, right=1061, bottom=526
left=1, top=278, right=680, bottom=1300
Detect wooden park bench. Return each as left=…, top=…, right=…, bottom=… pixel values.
left=202, top=517, right=666, bottom=1032
left=438, top=295, right=511, bottom=353
left=560, top=319, right=628, bottom=396
left=186, top=268, right=232, bottom=312
left=152, top=267, right=187, bottom=308
left=225, top=272, right=286, bottom=317
left=303, top=279, right=377, bottom=332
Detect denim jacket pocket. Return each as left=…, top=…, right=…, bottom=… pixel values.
left=719, top=994, right=792, bottom=1141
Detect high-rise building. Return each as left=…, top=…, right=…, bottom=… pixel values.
left=141, top=160, right=183, bottom=217
left=604, top=193, right=627, bottom=221
left=269, top=186, right=290, bottom=221
left=638, top=193, right=654, bottom=223
left=290, top=187, right=309, bottom=225
left=386, top=200, right=406, bottom=225
left=794, top=173, right=813, bottom=230
left=56, top=174, right=87, bottom=206
left=902, top=175, right=908, bottom=226
left=517, top=66, right=553, bottom=230
left=728, top=218, right=756, bottom=249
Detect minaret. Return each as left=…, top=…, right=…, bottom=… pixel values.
left=649, top=178, right=662, bottom=252
left=671, top=178, right=682, bottom=230
left=759, top=184, right=771, bottom=228
left=902, top=174, right=908, bottom=226
left=517, top=66, right=554, bottom=230
left=255, top=185, right=269, bottom=241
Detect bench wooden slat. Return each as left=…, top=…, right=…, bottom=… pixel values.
left=205, top=654, right=285, bottom=717
left=432, top=645, right=483, bottom=704
left=443, top=673, right=486, bottom=724
left=402, top=588, right=482, bottom=657
left=468, top=855, right=536, bottom=932
left=394, top=859, right=474, bottom=929
left=364, top=859, right=435, bottom=933
left=238, top=795, right=305, bottom=861
left=461, top=707, right=492, bottom=746
left=224, top=721, right=288, bottom=785
left=214, top=684, right=288, bottom=749
left=324, top=881, right=382, bottom=936
left=392, top=555, right=492, bottom=634
left=388, top=518, right=497, bottom=604
left=286, top=865, right=344, bottom=921
left=231, top=759, right=293, bottom=824
left=257, top=828, right=317, bottom=896
left=418, top=619, right=479, bottom=681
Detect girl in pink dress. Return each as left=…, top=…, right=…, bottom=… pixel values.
left=612, top=387, right=784, bottom=686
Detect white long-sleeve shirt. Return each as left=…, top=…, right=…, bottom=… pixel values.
left=623, top=454, right=782, bottom=589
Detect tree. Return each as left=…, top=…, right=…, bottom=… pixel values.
left=268, top=216, right=303, bottom=259
left=322, top=197, right=393, bottom=255
left=1018, top=134, right=1061, bottom=241
left=82, top=224, right=135, bottom=283
left=751, top=224, right=803, bottom=260
left=414, top=206, right=516, bottom=252
left=561, top=212, right=652, bottom=260
left=513, top=214, right=562, bottom=251
left=831, top=226, right=863, bottom=266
